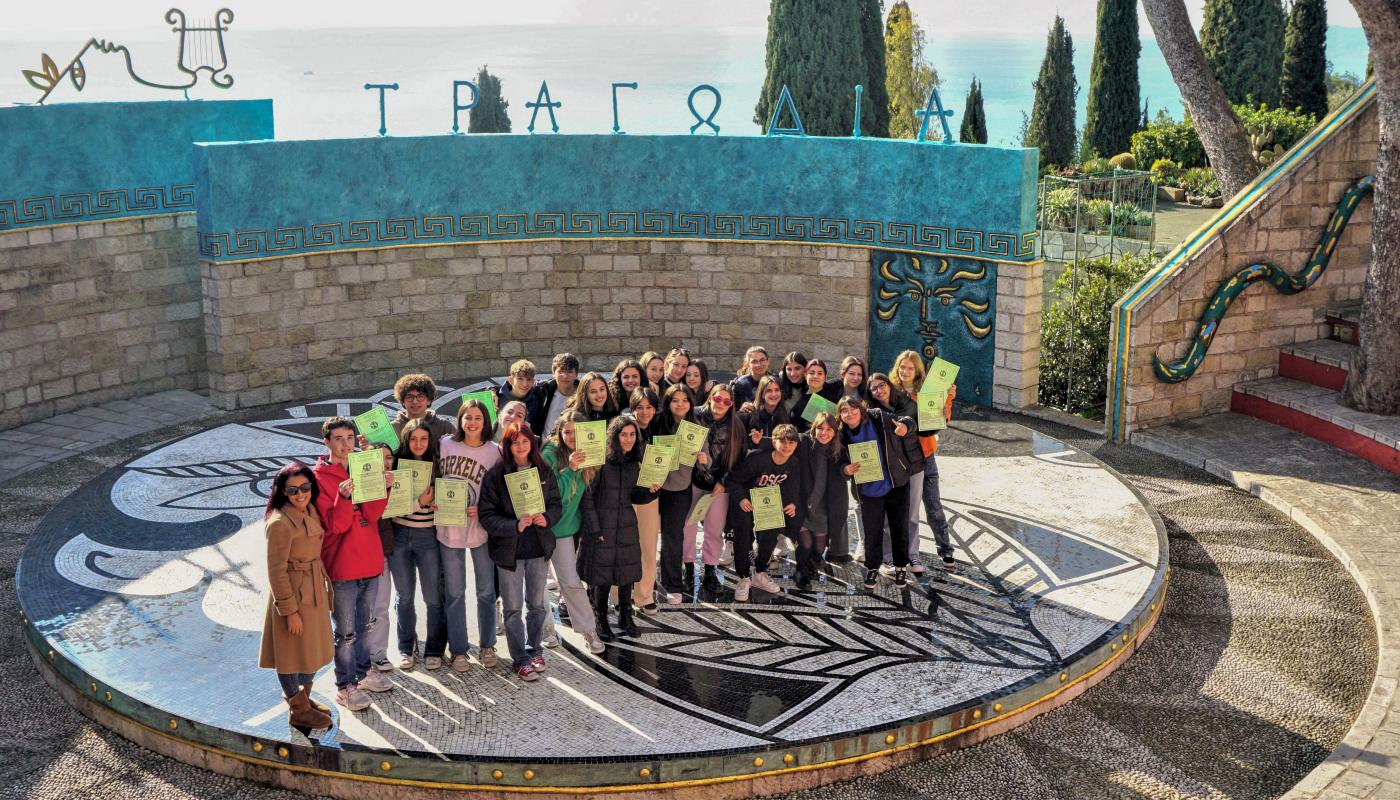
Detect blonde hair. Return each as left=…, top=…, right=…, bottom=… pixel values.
left=889, top=350, right=926, bottom=396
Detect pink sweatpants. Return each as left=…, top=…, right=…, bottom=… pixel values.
left=683, top=486, right=728, bottom=566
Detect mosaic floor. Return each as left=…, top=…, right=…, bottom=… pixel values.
left=16, top=383, right=1165, bottom=764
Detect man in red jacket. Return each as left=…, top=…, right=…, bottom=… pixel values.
left=313, top=416, right=392, bottom=712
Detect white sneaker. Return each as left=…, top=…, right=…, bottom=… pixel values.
left=733, top=577, right=751, bottom=602
left=718, top=540, right=734, bottom=566
left=358, top=671, right=392, bottom=692
left=583, top=631, right=606, bottom=654
left=909, top=561, right=926, bottom=575
left=664, top=592, right=683, bottom=605
left=397, top=652, right=416, bottom=671
left=879, top=563, right=897, bottom=577
left=450, top=653, right=472, bottom=672
left=336, top=684, right=371, bottom=711
left=751, top=571, right=781, bottom=594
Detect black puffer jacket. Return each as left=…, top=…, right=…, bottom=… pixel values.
left=875, top=393, right=926, bottom=476
left=479, top=463, right=562, bottom=572
left=840, top=407, right=916, bottom=490
left=579, top=460, right=650, bottom=586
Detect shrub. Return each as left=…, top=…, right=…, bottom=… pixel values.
left=1235, top=103, right=1316, bottom=152
left=1041, top=186, right=1078, bottom=228
left=1038, top=252, right=1156, bottom=415
left=1179, top=166, right=1221, bottom=198
left=1080, top=157, right=1115, bottom=175
left=1108, top=152, right=1136, bottom=170
left=1130, top=119, right=1207, bottom=170
left=1150, top=157, right=1180, bottom=184
left=1081, top=198, right=1115, bottom=231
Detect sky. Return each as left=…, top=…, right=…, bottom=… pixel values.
left=2, top=1, right=1366, bottom=38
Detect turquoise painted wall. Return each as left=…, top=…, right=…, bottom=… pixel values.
left=868, top=251, right=996, bottom=407
left=0, top=100, right=273, bottom=232
left=195, top=134, right=1039, bottom=263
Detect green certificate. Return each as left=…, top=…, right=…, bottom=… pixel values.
left=847, top=441, right=885, bottom=485
left=575, top=420, right=607, bottom=468
left=653, top=435, right=680, bottom=470
left=460, top=390, right=498, bottom=424
left=383, top=469, right=413, bottom=518
left=685, top=491, right=716, bottom=525
left=750, top=485, right=786, bottom=532
left=398, top=459, right=434, bottom=495
left=434, top=478, right=468, bottom=526
left=922, top=358, right=961, bottom=395
left=802, top=392, right=836, bottom=424
left=506, top=467, right=546, bottom=517
left=354, top=406, right=400, bottom=450
left=348, top=449, right=387, bottom=504
left=676, top=420, right=709, bottom=467
left=917, top=388, right=948, bottom=431
left=637, top=444, right=675, bottom=487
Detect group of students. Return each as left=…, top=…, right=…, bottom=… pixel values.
left=258, top=346, right=956, bottom=728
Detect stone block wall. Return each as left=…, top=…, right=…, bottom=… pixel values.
left=200, top=240, right=871, bottom=410
left=0, top=215, right=204, bottom=430
left=1118, top=99, right=1376, bottom=434
left=993, top=261, right=1044, bottom=409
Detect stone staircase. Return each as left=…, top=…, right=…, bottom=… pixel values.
left=1230, top=304, right=1400, bottom=475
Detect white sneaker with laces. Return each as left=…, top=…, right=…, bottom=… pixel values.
left=664, top=592, right=683, bottom=605
left=909, top=561, right=926, bottom=575
left=358, top=671, right=392, bottom=693
left=583, top=631, right=606, bottom=654
left=733, top=577, right=751, bottom=602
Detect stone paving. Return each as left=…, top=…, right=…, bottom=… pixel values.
left=0, top=390, right=220, bottom=484
left=1134, top=412, right=1400, bottom=800
left=0, top=396, right=1378, bottom=799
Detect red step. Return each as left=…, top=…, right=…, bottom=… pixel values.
left=1231, top=376, right=1400, bottom=476
left=1278, top=339, right=1355, bottom=392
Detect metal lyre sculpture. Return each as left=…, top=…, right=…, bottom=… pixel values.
left=21, top=8, right=235, bottom=104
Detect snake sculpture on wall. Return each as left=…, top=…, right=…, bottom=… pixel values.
left=1153, top=174, right=1374, bottom=383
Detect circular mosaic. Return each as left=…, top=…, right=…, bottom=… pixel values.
left=18, top=382, right=1167, bottom=792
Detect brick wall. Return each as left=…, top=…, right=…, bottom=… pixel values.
left=1119, top=100, right=1376, bottom=434
left=200, top=240, right=871, bottom=410
left=0, top=215, right=204, bottom=430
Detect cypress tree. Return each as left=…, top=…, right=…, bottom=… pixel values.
left=959, top=77, right=988, bottom=143
left=755, top=0, right=870, bottom=136
left=858, top=0, right=891, bottom=137
left=884, top=1, right=940, bottom=139
left=468, top=65, right=511, bottom=133
left=1083, top=0, right=1141, bottom=158
left=1025, top=15, right=1078, bottom=167
left=1281, top=0, right=1328, bottom=119
left=1201, top=0, right=1286, bottom=106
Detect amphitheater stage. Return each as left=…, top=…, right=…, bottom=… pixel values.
left=17, top=381, right=1167, bottom=798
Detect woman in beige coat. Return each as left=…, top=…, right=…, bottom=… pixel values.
left=259, top=463, right=335, bottom=728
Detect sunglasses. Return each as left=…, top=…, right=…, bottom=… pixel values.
left=711, top=396, right=733, bottom=406
left=284, top=484, right=313, bottom=496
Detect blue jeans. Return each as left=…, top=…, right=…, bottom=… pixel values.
left=922, top=455, right=953, bottom=559
left=331, top=575, right=378, bottom=689
left=440, top=541, right=498, bottom=657
left=389, top=524, right=443, bottom=658
left=498, top=557, right=549, bottom=669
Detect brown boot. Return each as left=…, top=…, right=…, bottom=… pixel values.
left=287, top=684, right=332, bottom=728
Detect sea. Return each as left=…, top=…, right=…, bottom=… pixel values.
left=0, top=24, right=1370, bottom=146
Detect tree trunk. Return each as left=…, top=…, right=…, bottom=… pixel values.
left=1140, top=0, right=1259, bottom=199
left=1343, top=0, right=1400, bottom=416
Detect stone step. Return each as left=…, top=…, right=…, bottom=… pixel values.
left=1325, top=302, right=1362, bottom=345
left=1278, top=338, right=1355, bottom=392
left=1231, top=376, right=1400, bottom=476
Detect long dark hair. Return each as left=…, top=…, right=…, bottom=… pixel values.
left=610, top=359, right=644, bottom=409
left=805, top=412, right=843, bottom=461
left=628, top=386, right=661, bottom=435
left=606, top=415, right=643, bottom=465
left=265, top=463, right=319, bottom=519
left=656, top=382, right=696, bottom=435
left=781, top=351, right=809, bottom=403
left=394, top=417, right=440, bottom=467
left=702, top=384, right=746, bottom=472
